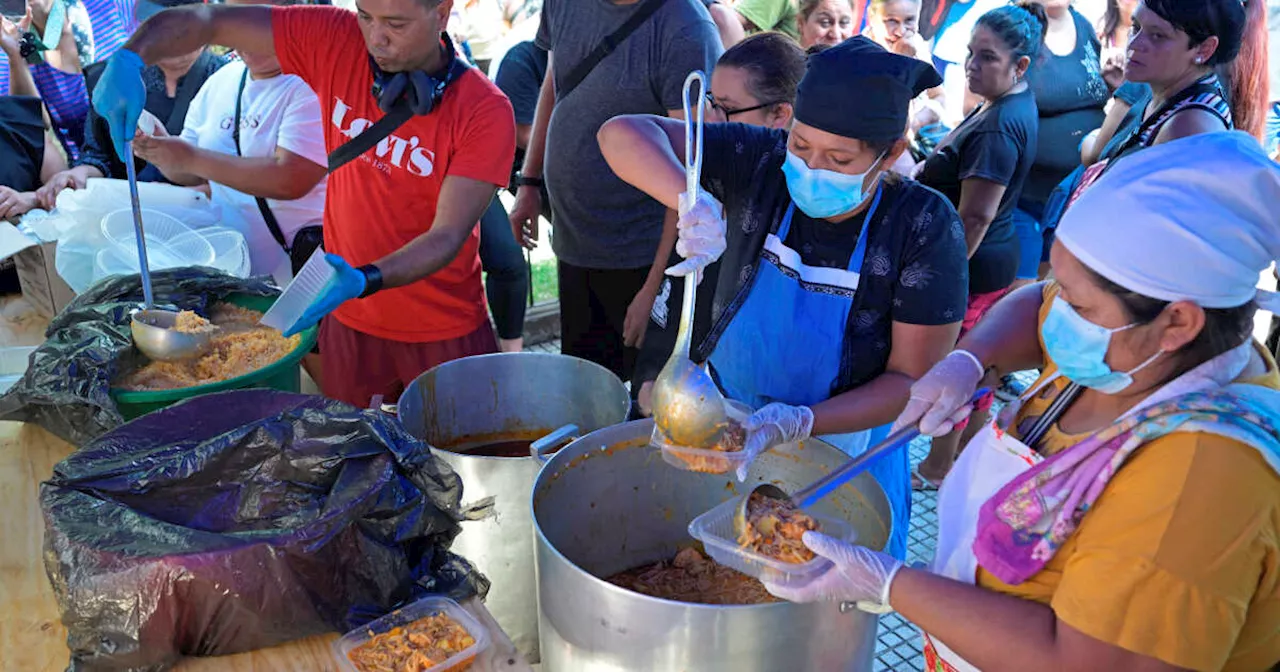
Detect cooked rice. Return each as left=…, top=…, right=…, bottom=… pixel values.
left=119, top=304, right=301, bottom=391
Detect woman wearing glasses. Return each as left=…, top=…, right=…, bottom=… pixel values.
left=601, top=38, right=968, bottom=560
left=626, top=31, right=804, bottom=397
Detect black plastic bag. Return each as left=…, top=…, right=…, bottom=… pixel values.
left=41, top=389, right=489, bottom=671
left=0, top=268, right=279, bottom=446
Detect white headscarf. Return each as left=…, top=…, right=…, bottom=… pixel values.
left=1057, top=131, right=1280, bottom=313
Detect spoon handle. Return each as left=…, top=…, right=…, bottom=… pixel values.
left=675, top=70, right=707, bottom=357
left=792, top=387, right=992, bottom=508
left=124, top=141, right=154, bottom=309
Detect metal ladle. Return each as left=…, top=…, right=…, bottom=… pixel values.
left=123, top=141, right=212, bottom=361
left=733, top=388, right=992, bottom=537
left=650, top=70, right=729, bottom=449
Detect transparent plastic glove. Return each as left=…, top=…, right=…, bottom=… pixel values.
left=667, top=191, right=726, bottom=278
left=737, top=403, right=814, bottom=481
left=763, top=531, right=904, bottom=613
left=283, top=254, right=367, bottom=337
left=91, top=49, right=147, bottom=162
left=893, top=350, right=984, bottom=437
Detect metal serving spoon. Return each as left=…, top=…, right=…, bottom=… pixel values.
left=733, top=388, right=992, bottom=537
left=650, top=70, right=730, bottom=449
left=123, top=141, right=212, bottom=361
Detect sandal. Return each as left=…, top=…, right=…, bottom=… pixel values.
left=911, top=463, right=945, bottom=491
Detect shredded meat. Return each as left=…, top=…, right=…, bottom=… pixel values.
left=119, top=304, right=301, bottom=391
left=346, top=612, right=477, bottom=672
left=606, top=547, right=779, bottom=605
left=665, top=419, right=748, bottom=473
left=737, top=492, right=819, bottom=564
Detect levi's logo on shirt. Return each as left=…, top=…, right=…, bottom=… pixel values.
left=331, top=96, right=436, bottom=177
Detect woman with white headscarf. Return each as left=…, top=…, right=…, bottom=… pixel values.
left=760, top=131, right=1280, bottom=671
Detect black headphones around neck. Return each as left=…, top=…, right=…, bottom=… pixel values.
left=369, top=31, right=470, bottom=116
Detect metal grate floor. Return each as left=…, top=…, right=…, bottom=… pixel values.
left=524, top=340, right=1035, bottom=670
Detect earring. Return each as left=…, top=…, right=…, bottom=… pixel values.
left=1194, top=57, right=1203, bottom=64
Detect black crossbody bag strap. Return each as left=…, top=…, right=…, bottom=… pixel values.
left=233, top=68, right=290, bottom=251
left=556, top=0, right=666, bottom=100
left=326, top=104, right=414, bottom=173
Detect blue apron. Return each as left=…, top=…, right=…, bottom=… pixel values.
left=709, top=191, right=909, bottom=560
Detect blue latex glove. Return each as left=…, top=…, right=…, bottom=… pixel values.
left=91, top=48, right=147, bottom=163
left=283, top=254, right=367, bottom=337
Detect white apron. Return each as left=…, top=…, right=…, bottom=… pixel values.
left=919, top=342, right=1259, bottom=670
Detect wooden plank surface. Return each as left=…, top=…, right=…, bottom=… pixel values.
left=0, top=421, right=530, bottom=671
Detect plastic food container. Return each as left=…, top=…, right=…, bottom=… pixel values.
left=333, top=596, right=490, bottom=672
left=688, top=496, right=855, bottom=587
left=654, top=399, right=754, bottom=474
left=100, top=208, right=216, bottom=270
left=259, top=248, right=334, bottom=333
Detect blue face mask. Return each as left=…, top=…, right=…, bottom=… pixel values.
left=781, top=150, right=882, bottom=219
left=1040, top=297, right=1165, bottom=394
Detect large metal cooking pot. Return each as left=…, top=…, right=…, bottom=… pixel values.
left=533, top=420, right=893, bottom=671
left=398, top=353, right=631, bottom=662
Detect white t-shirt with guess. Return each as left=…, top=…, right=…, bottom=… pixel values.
left=181, top=60, right=328, bottom=280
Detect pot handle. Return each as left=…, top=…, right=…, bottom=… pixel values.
left=530, top=424, right=579, bottom=464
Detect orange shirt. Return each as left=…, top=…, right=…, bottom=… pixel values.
left=271, top=6, right=515, bottom=342
left=977, top=283, right=1280, bottom=671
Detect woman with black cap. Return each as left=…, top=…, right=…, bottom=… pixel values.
left=599, top=37, right=968, bottom=560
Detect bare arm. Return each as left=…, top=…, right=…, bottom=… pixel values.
left=890, top=570, right=1192, bottom=672
left=596, top=114, right=687, bottom=211
left=517, top=53, right=554, bottom=180
left=953, top=281, right=1046, bottom=375
left=708, top=3, right=745, bottom=48
left=514, top=123, right=532, bottom=151
left=956, top=177, right=1005, bottom=257
left=810, top=321, right=961, bottom=434
left=5, top=56, right=38, bottom=98
left=373, top=175, right=496, bottom=289
left=1082, top=98, right=1131, bottom=166
left=134, top=133, right=326, bottom=200
left=40, top=130, right=68, bottom=183
left=124, top=5, right=275, bottom=64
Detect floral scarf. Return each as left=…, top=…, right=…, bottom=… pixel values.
left=973, top=385, right=1280, bottom=585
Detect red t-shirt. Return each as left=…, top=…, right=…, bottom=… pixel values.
left=271, top=6, right=515, bottom=342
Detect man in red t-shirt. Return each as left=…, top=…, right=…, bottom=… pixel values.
left=90, top=0, right=516, bottom=407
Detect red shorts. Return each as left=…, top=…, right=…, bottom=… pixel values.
left=960, top=287, right=1012, bottom=338
left=952, top=287, right=1011, bottom=431
left=319, top=316, right=497, bottom=408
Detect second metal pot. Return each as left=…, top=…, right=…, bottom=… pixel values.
left=398, top=352, right=631, bottom=662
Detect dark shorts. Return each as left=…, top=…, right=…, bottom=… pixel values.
left=318, top=317, right=497, bottom=408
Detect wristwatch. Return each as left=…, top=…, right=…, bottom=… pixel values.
left=513, top=172, right=543, bottom=188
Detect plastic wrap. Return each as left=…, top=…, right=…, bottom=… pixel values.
left=0, top=267, right=279, bottom=446
left=41, top=389, right=489, bottom=671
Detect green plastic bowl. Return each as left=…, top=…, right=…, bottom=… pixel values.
left=110, top=293, right=319, bottom=420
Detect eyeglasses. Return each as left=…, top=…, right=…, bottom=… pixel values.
left=705, top=93, right=783, bottom=119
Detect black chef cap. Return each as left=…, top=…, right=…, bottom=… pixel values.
left=794, top=36, right=943, bottom=144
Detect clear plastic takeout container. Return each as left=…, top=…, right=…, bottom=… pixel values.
left=333, top=596, right=489, bottom=672
left=654, top=399, right=753, bottom=474
left=259, top=248, right=334, bottom=333
left=100, top=208, right=215, bottom=269
left=688, top=496, right=855, bottom=587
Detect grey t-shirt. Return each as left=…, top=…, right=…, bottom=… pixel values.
left=536, top=0, right=722, bottom=269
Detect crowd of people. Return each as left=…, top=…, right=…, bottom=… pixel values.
left=2, top=0, right=1280, bottom=667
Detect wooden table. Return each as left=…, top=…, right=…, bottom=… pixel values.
left=0, top=421, right=531, bottom=671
